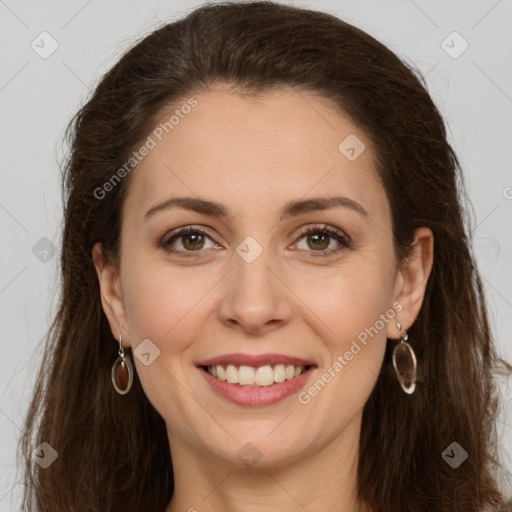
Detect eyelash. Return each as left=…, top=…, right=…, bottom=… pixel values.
left=159, top=224, right=351, bottom=259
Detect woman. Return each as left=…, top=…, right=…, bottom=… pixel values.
left=18, top=1, right=511, bottom=511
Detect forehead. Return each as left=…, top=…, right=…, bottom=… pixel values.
left=122, top=88, right=388, bottom=223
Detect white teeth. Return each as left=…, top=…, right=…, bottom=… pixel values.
left=225, top=364, right=239, bottom=384
left=239, top=365, right=255, bottom=385
left=273, top=364, right=286, bottom=383
left=206, top=363, right=308, bottom=386
left=255, top=365, right=274, bottom=386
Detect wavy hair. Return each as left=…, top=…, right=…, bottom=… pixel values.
left=18, top=1, right=511, bottom=511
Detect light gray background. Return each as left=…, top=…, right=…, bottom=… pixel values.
left=1, top=0, right=511, bottom=509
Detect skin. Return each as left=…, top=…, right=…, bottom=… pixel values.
left=93, top=86, right=433, bottom=512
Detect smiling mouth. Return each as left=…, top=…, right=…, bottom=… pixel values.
left=202, top=363, right=314, bottom=387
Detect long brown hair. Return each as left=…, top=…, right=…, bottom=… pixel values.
left=18, top=2, right=511, bottom=510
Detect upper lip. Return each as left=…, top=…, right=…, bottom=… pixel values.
left=196, top=353, right=317, bottom=368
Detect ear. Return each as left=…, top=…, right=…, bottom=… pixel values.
left=386, top=227, right=434, bottom=340
left=92, top=242, right=131, bottom=348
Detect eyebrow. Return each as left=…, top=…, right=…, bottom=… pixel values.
left=143, top=195, right=368, bottom=221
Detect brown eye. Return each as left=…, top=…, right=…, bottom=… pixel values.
left=181, top=232, right=206, bottom=250
left=160, top=226, right=219, bottom=257
left=293, top=224, right=351, bottom=257
left=305, top=232, right=330, bottom=250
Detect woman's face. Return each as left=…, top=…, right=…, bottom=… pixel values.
left=95, top=87, right=429, bottom=469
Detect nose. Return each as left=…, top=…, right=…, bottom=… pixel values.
left=216, top=249, right=292, bottom=335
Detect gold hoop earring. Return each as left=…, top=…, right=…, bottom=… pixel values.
left=392, top=321, right=417, bottom=394
left=111, top=333, right=134, bottom=395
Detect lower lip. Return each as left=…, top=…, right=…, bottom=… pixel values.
left=198, top=366, right=317, bottom=406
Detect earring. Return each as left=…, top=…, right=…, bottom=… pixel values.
left=392, top=321, right=417, bottom=394
left=111, top=333, right=134, bottom=395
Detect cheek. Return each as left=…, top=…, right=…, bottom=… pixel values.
left=281, top=262, right=393, bottom=439
left=121, top=260, right=212, bottom=413
left=122, top=257, right=213, bottom=349
left=296, top=256, right=394, bottom=336
left=294, top=257, right=394, bottom=384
